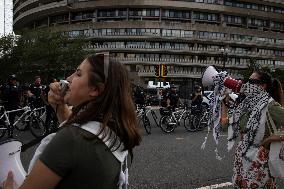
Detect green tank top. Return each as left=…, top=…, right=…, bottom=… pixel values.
left=40, top=126, right=120, bottom=189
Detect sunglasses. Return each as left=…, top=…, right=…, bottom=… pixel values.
left=248, top=78, right=263, bottom=85
left=95, top=52, right=110, bottom=83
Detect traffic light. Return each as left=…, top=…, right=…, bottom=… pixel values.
left=154, top=65, right=160, bottom=77
left=162, top=65, right=168, bottom=77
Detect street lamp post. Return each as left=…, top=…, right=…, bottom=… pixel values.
left=220, top=47, right=229, bottom=71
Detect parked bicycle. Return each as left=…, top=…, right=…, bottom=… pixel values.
left=136, top=105, right=149, bottom=134
left=159, top=105, right=190, bottom=133
left=0, top=105, right=46, bottom=139
left=142, top=106, right=160, bottom=134
left=196, top=107, right=211, bottom=131
left=184, top=104, right=210, bottom=132
left=14, top=104, right=45, bottom=131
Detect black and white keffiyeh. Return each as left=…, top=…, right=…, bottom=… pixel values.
left=201, top=71, right=228, bottom=160
left=227, top=83, right=270, bottom=156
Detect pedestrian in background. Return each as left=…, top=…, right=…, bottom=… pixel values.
left=157, top=88, right=163, bottom=106
left=133, top=85, right=145, bottom=108
left=165, top=84, right=180, bottom=111
left=2, top=53, right=142, bottom=189
left=227, top=70, right=284, bottom=188
left=189, top=85, right=203, bottom=118
left=28, top=76, right=45, bottom=108
left=0, top=74, right=21, bottom=137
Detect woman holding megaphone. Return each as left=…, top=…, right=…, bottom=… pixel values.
left=226, top=70, right=284, bottom=188
left=202, top=66, right=284, bottom=188
left=2, top=53, right=142, bottom=189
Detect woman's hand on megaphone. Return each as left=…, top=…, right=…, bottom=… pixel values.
left=48, top=82, right=72, bottom=123
left=48, top=82, right=65, bottom=110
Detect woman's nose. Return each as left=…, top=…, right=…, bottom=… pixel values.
left=66, top=74, right=74, bottom=82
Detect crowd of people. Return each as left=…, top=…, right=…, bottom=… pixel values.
left=0, top=54, right=283, bottom=189
left=133, top=84, right=184, bottom=110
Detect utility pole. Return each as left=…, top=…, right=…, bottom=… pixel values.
left=4, top=0, right=6, bottom=35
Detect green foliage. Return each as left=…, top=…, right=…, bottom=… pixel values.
left=0, top=29, right=87, bottom=84
left=0, top=34, right=19, bottom=81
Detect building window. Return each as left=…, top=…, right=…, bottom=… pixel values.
left=224, top=15, right=243, bottom=25
left=129, top=9, right=159, bottom=17
left=224, top=0, right=284, bottom=14
left=271, top=21, right=284, bottom=31
left=193, top=12, right=218, bottom=22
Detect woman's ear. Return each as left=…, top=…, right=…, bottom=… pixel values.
left=89, top=88, right=99, bottom=97
left=89, top=84, right=105, bottom=97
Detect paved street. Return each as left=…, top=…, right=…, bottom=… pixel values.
left=1, top=111, right=283, bottom=189
left=130, top=116, right=235, bottom=189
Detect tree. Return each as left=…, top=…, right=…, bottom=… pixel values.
left=58, top=35, right=87, bottom=78
left=9, top=29, right=86, bottom=83
left=0, top=34, right=19, bottom=81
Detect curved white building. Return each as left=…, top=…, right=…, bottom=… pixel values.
left=13, top=0, right=284, bottom=87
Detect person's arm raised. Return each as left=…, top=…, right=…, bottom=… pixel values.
left=48, top=82, right=71, bottom=123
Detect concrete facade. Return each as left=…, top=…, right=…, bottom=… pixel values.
left=13, top=0, right=284, bottom=87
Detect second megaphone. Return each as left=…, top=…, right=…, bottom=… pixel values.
left=202, top=66, right=243, bottom=92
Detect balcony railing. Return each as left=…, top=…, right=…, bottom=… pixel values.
left=14, top=0, right=39, bottom=15
left=137, top=70, right=202, bottom=78
left=136, top=69, right=242, bottom=79
left=84, top=44, right=280, bottom=58
left=113, top=57, right=248, bottom=68
left=76, top=31, right=284, bottom=48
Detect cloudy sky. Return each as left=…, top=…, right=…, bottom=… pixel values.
left=0, top=0, right=13, bottom=36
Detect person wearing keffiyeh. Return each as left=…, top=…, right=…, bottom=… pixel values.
left=228, top=70, right=284, bottom=189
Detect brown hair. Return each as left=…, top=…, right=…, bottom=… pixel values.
left=65, top=54, right=141, bottom=155
left=254, top=70, right=283, bottom=106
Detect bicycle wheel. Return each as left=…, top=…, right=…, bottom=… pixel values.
left=184, top=115, right=197, bottom=132
left=29, top=115, right=46, bottom=138
left=143, top=115, right=151, bottom=134
left=197, top=113, right=209, bottom=131
left=0, top=120, right=7, bottom=138
left=159, top=115, right=175, bottom=133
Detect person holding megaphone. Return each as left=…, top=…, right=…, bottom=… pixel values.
left=1, top=53, right=142, bottom=189
left=231, top=70, right=284, bottom=189
left=202, top=66, right=284, bottom=188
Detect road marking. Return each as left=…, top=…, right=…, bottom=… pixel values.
left=175, top=137, right=184, bottom=140
left=196, top=182, right=233, bottom=189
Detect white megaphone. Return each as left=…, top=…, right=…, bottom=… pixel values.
left=202, top=66, right=243, bottom=92
left=0, top=139, right=27, bottom=188
left=202, top=66, right=219, bottom=87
